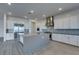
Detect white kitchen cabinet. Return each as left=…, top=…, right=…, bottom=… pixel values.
left=62, top=35, right=70, bottom=44
left=57, top=34, right=65, bottom=43
left=75, top=36, right=79, bottom=46
left=52, top=34, right=79, bottom=47
left=54, top=19, right=63, bottom=29
left=62, top=17, right=70, bottom=29
left=76, top=15, right=79, bottom=29
left=54, top=14, right=70, bottom=29
left=69, top=35, right=78, bottom=46
left=54, top=17, right=70, bottom=29
left=52, top=34, right=57, bottom=41
left=58, top=34, right=64, bottom=42
left=58, top=34, right=70, bottom=44
left=54, top=11, right=79, bottom=29
left=52, top=34, right=68, bottom=43
left=52, top=34, right=61, bottom=41
left=70, top=16, right=78, bottom=29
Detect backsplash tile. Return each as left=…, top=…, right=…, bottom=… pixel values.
left=53, top=29, right=79, bottom=35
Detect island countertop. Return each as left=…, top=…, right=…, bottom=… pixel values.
left=23, top=33, right=49, bottom=54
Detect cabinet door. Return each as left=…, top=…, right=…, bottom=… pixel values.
left=63, top=18, right=70, bottom=29
left=76, top=15, right=79, bottom=29
left=52, top=34, right=62, bottom=42
left=53, top=34, right=68, bottom=43
left=70, top=16, right=78, bottom=29
left=69, top=35, right=78, bottom=46
left=56, top=34, right=61, bottom=41
left=57, top=34, right=63, bottom=42
left=63, top=35, right=70, bottom=44
left=53, top=34, right=79, bottom=46
left=76, top=36, right=79, bottom=46
left=52, top=34, right=59, bottom=41
left=54, top=19, right=63, bottom=29
left=60, top=34, right=66, bottom=43
left=54, top=15, right=70, bottom=29
left=53, top=34, right=69, bottom=43
left=52, top=34, right=57, bottom=41
left=54, top=19, right=59, bottom=29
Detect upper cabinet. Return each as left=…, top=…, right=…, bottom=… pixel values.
left=54, top=9, right=79, bottom=29
left=54, top=19, right=63, bottom=29
left=70, top=16, right=78, bottom=29
left=54, top=14, right=70, bottom=29
left=62, top=17, right=70, bottom=29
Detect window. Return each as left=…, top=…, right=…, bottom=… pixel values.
left=14, top=24, right=24, bottom=33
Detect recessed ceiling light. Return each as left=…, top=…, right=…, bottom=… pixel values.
left=28, top=10, right=34, bottom=14
left=8, top=12, right=12, bottom=15
left=30, top=10, right=34, bottom=14
left=58, top=8, right=62, bottom=11
left=8, top=3, right=11, bottom=5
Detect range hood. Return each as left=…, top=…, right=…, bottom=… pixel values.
left=46, top=16, right=54, bottom=27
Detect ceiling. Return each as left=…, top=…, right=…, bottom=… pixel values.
left=0, top=3, right=79, bottom=20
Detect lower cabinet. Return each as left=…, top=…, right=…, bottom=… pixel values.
left=69, top=35, right=78, bottom=46
left=77, top=37, right=79, bottom=46
left=58, top=34, right=68, bottom=43
left=63, top=35, right=70, bottom=44
left=52, top=34, right=62, bottom=42
left=52, top=34, right=79, bottom=47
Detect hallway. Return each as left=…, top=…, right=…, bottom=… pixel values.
left=0, top=40, right=23, bottom=55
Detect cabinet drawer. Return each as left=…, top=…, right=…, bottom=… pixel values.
left=69, top=35, right=78, bottom=46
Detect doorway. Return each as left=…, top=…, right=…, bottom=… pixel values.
left=14, top=24, right=24, bottom=41
left=31, top=21, right=36, bottom=34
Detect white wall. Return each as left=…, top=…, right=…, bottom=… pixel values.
left=6, top=16, right=47, bottom=33
left=6, top=16, right=47, bottom=40
left=6, top=16, right=31, bottom=40
left=7, top=16, right=30, bottom=30
left=0, top=14, right=4, bottom=37
left=54, top=9, right=79, bottom=29
left=36, top=19, right=47, bottom=32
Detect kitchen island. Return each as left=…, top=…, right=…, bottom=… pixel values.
left=23, top=33, right=49, bottom=54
